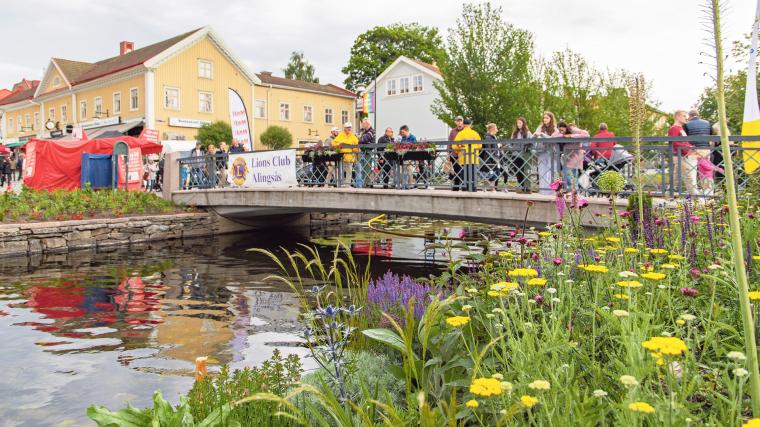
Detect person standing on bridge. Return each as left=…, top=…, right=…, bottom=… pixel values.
left=377, top=127, right=394, bottom=188
left=669, top=110, right=697, bottom=196
left=322, top=127, right=340, bottom=187
left=447, top=116, right=464, bottom=183
left=452, top=119, right=482, bottom=192
left=590, top=123, right=616, bottom=163
left=358, top=118, right=375, bottom=189
left=507, top=117, right=533, bottom=193
left=398, top=125, right=418, bottom=189
left=335, top=122, right=359, bottom=187
left=534, top=112, right=561, bottom=195
left=558, top=122, right=589, bottom=191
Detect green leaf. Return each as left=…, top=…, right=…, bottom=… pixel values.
left=362, top=328, right=406, bottom=354
left=86, top=404, right=151, bottom=427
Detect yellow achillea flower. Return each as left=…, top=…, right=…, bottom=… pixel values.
left=465, top=399, right=479, bottom=408
left=641, top=272, right=667, bottom=281
left=578, top=264, right=609, bottom=273
left=538, top=231, right=552, bottom=237
left=528, top=380, right=551, bottom=390
left=520, top=395, right=539, bottom=408
left=753, top=256, right=760, bottom=261
left=470, top=378, right=503, bottom=397
left=446, top=316, right=470, bottom=328
left=509, top=268, right=539, bottom=278
left=624, top=247, right=639, bottom=254
left=642, top=336, right=688, bottom=359
left=613, top=293, right=630, bottom=300
left=498, top=251, right=513, bottom=257
left=668, top=254, right=685, bottom=261
left=616, top=280, right=642, bottom=288
left=605, top=237, right=621, bottom=243
left=661, top=263, right=678, bottom=270
left=748, top=291, right=760, bottom=301
left=628, top=401, right=655, bottom=413
left=488, top=282, right=518, bottom=297
left=743, top=418, right=760, bottom=427
left=527, top=278, right=547, bottom=286
left=649, top=248, right=668, bottom=255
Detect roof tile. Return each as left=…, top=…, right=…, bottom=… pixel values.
left=256, top=73, right=354, bottom=98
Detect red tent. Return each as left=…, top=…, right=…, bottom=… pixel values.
left=24, top=136, right=163, bottom=191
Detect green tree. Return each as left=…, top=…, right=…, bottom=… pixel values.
left=431, top=3, right=538, bottom=136
left=283, top=51, right=319, bottom=83
left=260, top=125, right=293, bottom=150
left=342, top=23, right=445, bottom=91
left=698, top=70, right=754, bottom=134
left=195, top=121, right=232, bottom=149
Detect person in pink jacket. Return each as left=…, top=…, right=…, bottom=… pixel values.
left=558, top=122, right=589, bottom=191
left=534, top=112, right=562, bottom=195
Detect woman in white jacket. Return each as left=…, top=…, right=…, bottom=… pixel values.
left=534, top=112, right=561, bottom=195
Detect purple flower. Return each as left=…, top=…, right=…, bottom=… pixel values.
left=679, top=287, right=699, bottom=297
left=534, top=294, right=544, bottom=305
left=367, top=271, right=444, bottom=321
left=552, top=257, right=563, bottom=265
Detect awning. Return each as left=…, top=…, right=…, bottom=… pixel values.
left=3, top=139, right=26, bottom=148
left=86, top=121, right=143, bottom=139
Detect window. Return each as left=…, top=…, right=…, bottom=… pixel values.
left=254, top=99, right=266, bottom=118
left=80, top=100, right=87, bottom=120
left=129, top=87, right=139, bottom=111
left=53, top=76, right=61, bottom=87
left=16, top=115, right=21, bottom=132
left=33, top=112, right=39, bottom=130
left=413, top=75, right=423, bottom=92
left=399, top=77, right=410, bottom=94
left=25, top=114, right=31, bottom=129
left=61, top=105, right=67, bottom=123
left=94, top=97, right=103, bottom=115
left=341, top=110, right=349, bottom=126
left=324, top=107, right=333, bottom=124
left=8, top=118, right=13, bottom=133
left=303, top=105, right=313, bottom=122
left=49, top=108, right=55, bottom=121
left=198, top=91, right=213, bottom=113
left=279, top=103, right=290, bottom=121
left=198, top=59, right=213, bottom=79
left=113, top=92, right=121, bottom=114
left=386, top=79, right=397, bottom=96
left=164, top=86, right=180, bottom=110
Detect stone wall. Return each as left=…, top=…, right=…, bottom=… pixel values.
left=0, top=213, right=219, bottom=257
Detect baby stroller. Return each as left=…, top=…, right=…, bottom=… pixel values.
left=578, top=144, right=635, bottom=196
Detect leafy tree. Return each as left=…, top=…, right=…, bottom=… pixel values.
left=342, top=23, right=445, bottom=91
left=195, top=121, right=232, bottom=149
left=432, top=3, right=539, bottom=136
left=698, top=70, right=755, bottom=134
left=283, top=51, right=319, bottom=83
left=260, top=125, right=293, bottom=150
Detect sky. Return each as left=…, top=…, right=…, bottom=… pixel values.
left=0, top=0, right=756, bottom=112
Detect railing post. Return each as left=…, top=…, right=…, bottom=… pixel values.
left=668, top=148, right=675, bottom=199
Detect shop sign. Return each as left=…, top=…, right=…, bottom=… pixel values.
left=169, top=117, right=211, bottom=128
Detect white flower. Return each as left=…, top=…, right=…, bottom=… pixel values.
left=491, top=373, right=504, bottom=380
left=528, top=300, right=537, bottom=305
left=708, top=264, right=722, bottom=270
left=734, top=368, right=749, bottom=377
left=485, top=313, right=495, bottom=319
left=494, top=323, right=504, bottom=329
left=528, top=380, right=551, bottom=390
left=592, top=389, right=608, bottom=398
left=613, top=309, right=629, bottom=317
left=556, top=272, right=566, bottom=277
left=645, top=292, right=653, bottom=296
left=662, top=331, right=672, bottom=337
left=500, top=381, right=513, bottom=392
left=618, top=271, right=639, bottom=278
left=466, top=287, right=478, bottom=294
left=601, top=306, right=610, bottom=310
left=670, top=361, right=683, bottom=380
left=551, top=297, right=561, bottom=303
left=546, top=287, right=557, bottom=294
left=679, top=314, right=697, bottom=322
left=462, top=304, right=473, bottom=313
left=565, top=279, right=575, bottom=284
left=524, top=322, right=533, bottom=328
left=619, top=375, right=639, bottom=387
left=658, top=285, right=667, bottom=290
left=492, top=308, right=504, bottom=314
left=727, top=351, right=747, bottom=362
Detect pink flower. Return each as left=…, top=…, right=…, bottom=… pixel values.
left=689, top=269, right=701, bottom=279
left=517, top=237, right=528, bottom=245
left=556, top=195, right=567, bottom=219
left=680, top=287, right=699, bottom=297
left=554, top=223, right=564, bottom=230
left=549, top=180, right=563, bottom=191
left=572, top=198, right=589, bottom=209
left=534, top=294, right=544, bottom=305
left=530, top=252, right=539, bottom=261
left=655, top=218, right=665, bottom=226
left=552, top=257, right=563, bottom=265
left=689, top=215, right=699, bottom=224
left=620, top=211, right=631, bottom=218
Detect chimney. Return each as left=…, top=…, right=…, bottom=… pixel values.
left=119, top=41, right=134, bottom=55
left=260, top=70, right=272, bottom=76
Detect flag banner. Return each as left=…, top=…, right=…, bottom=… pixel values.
left=229, top=88, right=253, bottom=151
left=742, top=0, right=760, bottom=174
left=369, top=91, right=375, bottom=113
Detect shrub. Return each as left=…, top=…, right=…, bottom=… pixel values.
left=260, top=126, right=293, bottom=150
left=195, top=121, right=232, bottom=149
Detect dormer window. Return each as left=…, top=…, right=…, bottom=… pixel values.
left=52, top=76, right=61, bottom=87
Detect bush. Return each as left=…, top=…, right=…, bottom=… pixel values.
left=260, top=126, right=293, bottom=150
left=195, top=121, right=232, bottom=149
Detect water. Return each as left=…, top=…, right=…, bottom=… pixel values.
left=0, top=218, right=514, bottom=426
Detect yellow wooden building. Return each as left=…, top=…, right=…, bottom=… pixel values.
left=0, top=27, right=258, bottom=146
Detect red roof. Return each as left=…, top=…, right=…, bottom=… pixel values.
left=0, top=89, right=11, bottom=101
left=0, top=81, right=40, bottom=106
left=256, top=72, right=354, bottom=98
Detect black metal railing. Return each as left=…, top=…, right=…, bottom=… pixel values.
left=177, top=135, right=760, bottom=198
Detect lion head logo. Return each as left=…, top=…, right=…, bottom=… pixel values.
left=231, top=156, right=249, bottom=186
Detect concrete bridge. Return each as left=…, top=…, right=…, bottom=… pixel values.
left=169, top=186, right=617, bottom=227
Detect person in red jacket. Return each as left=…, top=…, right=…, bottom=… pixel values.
left=590, top=123, right=615, bottom=161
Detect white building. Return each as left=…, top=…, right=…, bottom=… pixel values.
left=367, top=56, right=449, bottom=141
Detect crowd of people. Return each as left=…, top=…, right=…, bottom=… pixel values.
left=0, top=150, right=24, bottom=188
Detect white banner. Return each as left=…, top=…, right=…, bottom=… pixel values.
left=228, top=88, right=253, bottom=151
left=227, top=149, right=296, bottom=188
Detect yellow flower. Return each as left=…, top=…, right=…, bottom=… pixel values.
left=743, top=418, right=760, bottom=427
left=498, top=251, right=513, bottom=258
left=628, top=401, right=655, bottom=414
left=676, top=319, right=686, bottom=325
left=538, top=231, right=552, bottom=237
left=527, top=278, right=547, bottom=286
left=528, top=380, right=551, bottom=390
left=668, top=254, right=685, bottom=261
left=641, top=272, right=667, bottom=281
left=661, top=263, right=678, bottom=270
left=470, top=378, right=503, bottom=397
left=616, top=280, right=642, bottom=288
left=642, top=336, right=688, bottom=357
left=753, top=256, right=760, bottom=261
left=488, top=282, right=518, bottom=297
left=446, top=316, right=470, bottom=328
left=520, top=395, right=539, bottom=408
left=624, top=247, right=639, bottom=254
left=465, top=399, right=479, bottom=409
left=509, top=268, right=539, bottom=278
left=649, top=248, right=668, bottom=255
left=749, top=291, right=760, bottom=301
left=613, top=293, right=631, bottom=300
left=578, top=264, right=609, bottom=273
left=605, top=237, right=621, bottom=243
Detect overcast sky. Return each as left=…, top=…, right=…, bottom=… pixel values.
left=1, top=0, right=756, bottom=112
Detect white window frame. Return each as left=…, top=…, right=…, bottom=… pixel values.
left=198, top=91, right=213, bottom=113
left=413, top=74, right=423, bottom=92
left=341, top=110, right=349, bottom=126
left=279, top=102, right=290, bottom=121
left=49, top=107, right=55, bottom=121
left=198, top=59, right=213, bottom=79
left=112, top=92, right=121, bottom=114
left=25, top=113, right=31, bottom=129
left=8, top=117, right=13, bottom=133
left=163, top=86, right=181, bottom=111
left=16, top=115, right=21, bottom=132
left=94, top=96, right=103, bottom=115
left=303, top=105, right=313, bottom=123
left=399, top=77, right=410, bottom=94
left=386, top=79, right=397, bottom=96
left=52, top=76, right=61, bottom=87
left=80, top=100, right=87, bottom=121
left=61, top=105, right=67, bottom=123
left=129, top=87, right=139, bottom=111
left=254, top=99, right=266, bottom=118
left=324, top=107, right=333, bottom=124
left=33, top=112, right=39, bottom=130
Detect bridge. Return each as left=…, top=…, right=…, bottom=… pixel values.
left=163, top=136, right=759, bottom=227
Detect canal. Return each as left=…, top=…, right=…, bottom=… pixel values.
left=0, top=217, right=513, bottom=426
